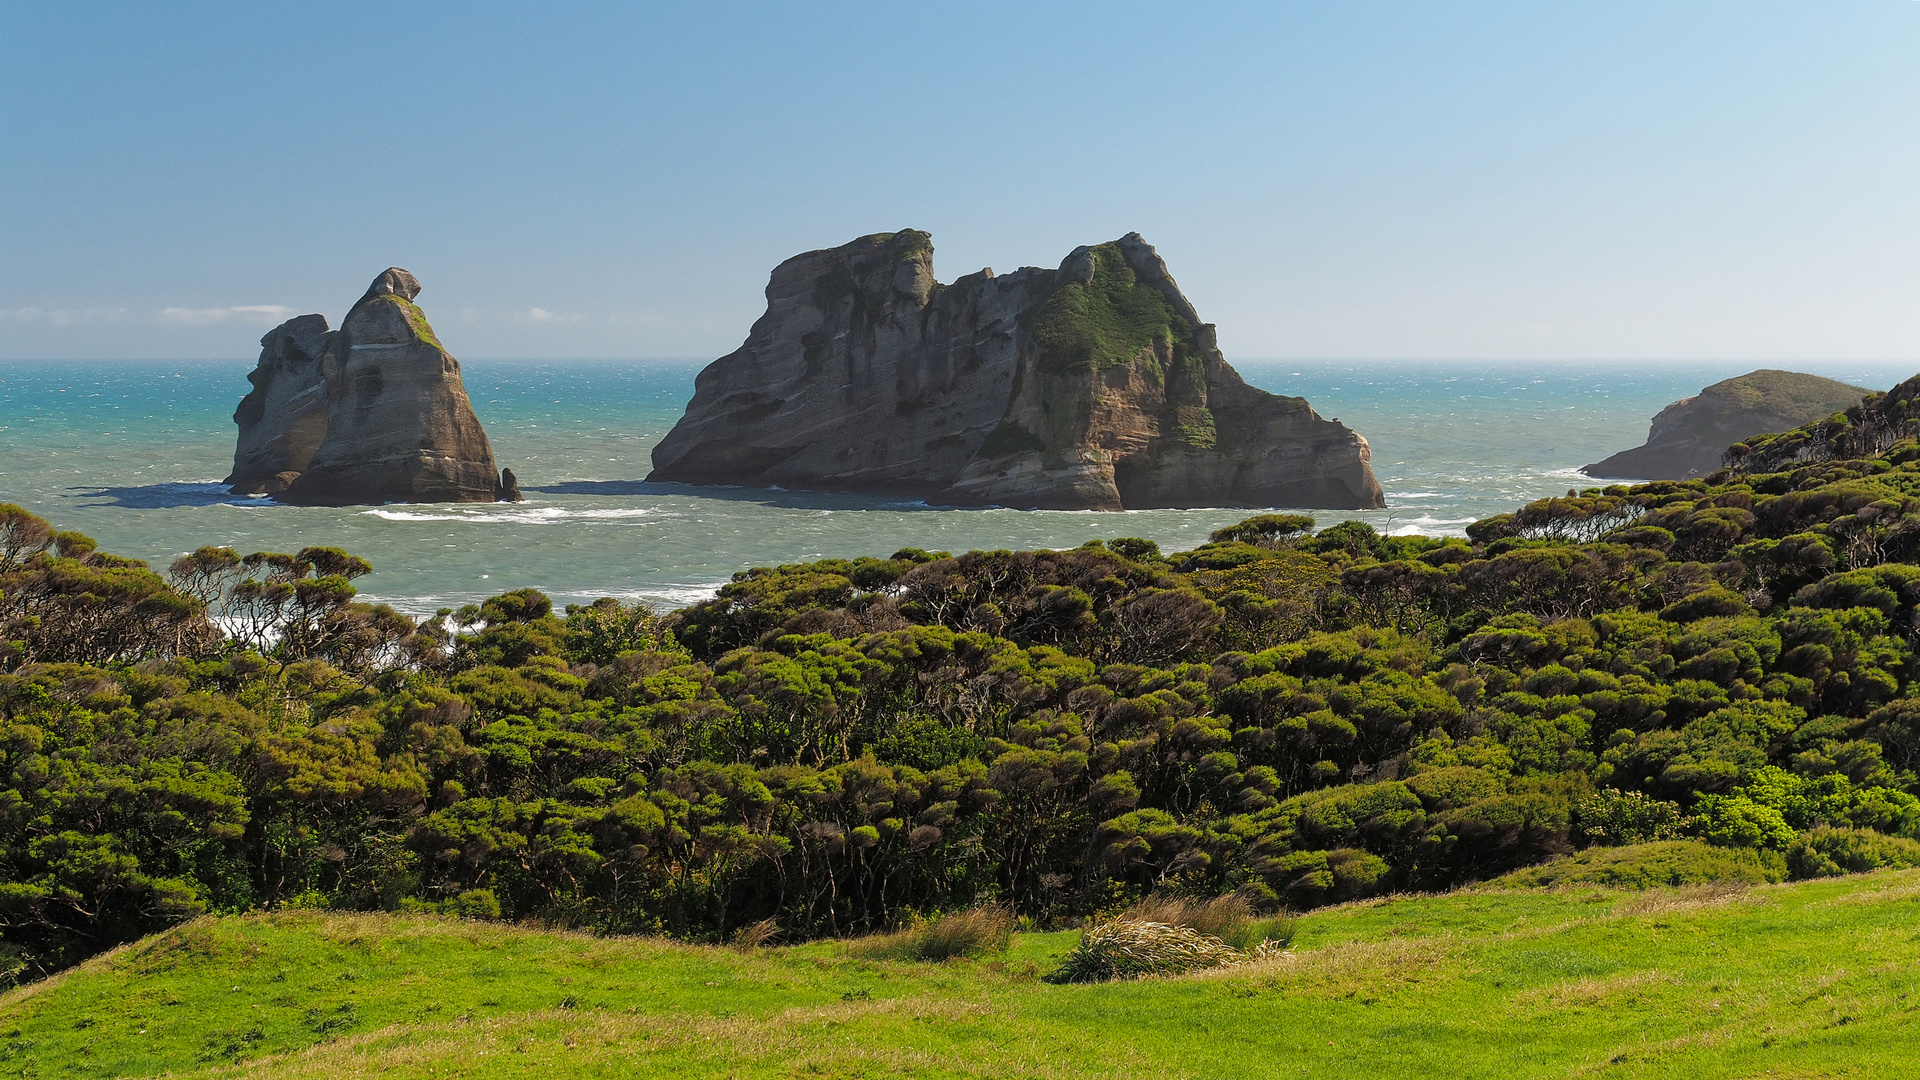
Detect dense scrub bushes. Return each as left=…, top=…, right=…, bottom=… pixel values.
left=14, top=437, right=1920, bottom=982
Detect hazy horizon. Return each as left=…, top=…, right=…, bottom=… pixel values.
left=5, top=356, right=1919, bottom=375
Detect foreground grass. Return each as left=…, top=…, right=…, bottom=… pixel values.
left=5, top=872, right=1919, bottom=1079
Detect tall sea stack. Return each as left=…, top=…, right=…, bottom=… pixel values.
left=226, top=269, right=519, bottom=505
left=649, top=231, right=1383, bottom=510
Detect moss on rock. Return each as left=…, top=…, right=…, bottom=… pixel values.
left=1027, top=243, right=1194, bottom=375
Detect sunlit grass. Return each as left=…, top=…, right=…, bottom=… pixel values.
left=5, top=870, right=1919, bottom=1078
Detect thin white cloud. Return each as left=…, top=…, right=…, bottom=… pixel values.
left=157, top=304, right=298, bottom=326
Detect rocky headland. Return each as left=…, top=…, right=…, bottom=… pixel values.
left=1726, top=371, right=1920, bottom=475
left=226, top=269, right=519, bottom=505
left=1582, top=369, right=1870, bottom=481
left=648, top=231, right=1383, bottom=510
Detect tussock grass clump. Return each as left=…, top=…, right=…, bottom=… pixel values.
left=1121, top=893, right=1295, bottom=952
left=846, top=906, right=1013, bottom=962
left=730, top=918, right=780, bottom=950
left=1050, top=919, right=1285, bottom=983
left=1050, top=893, right=1294, bottom=982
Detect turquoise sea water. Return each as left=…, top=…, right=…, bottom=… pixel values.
left=2, top=358, right=1913, bottom=614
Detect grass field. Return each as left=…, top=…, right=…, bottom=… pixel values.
left=4, top=871, right=1918, bottom=1079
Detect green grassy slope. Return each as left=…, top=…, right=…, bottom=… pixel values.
left=5, top=870, right=1918, bottom=1080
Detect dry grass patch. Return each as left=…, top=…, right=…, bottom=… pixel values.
left=1613, top=881, right=1753, bottom=918
left=1513, top=968, right=1679, bottom=1011
left=845, top=905, right=1014, bottom=962
left=729, top=917, right=781, bottom=949
left=1120, top=893, right=1294, bottom=951
left=206, top=997, right=1172, bottom=1080
left=1221, top=934, right=1456, bottom=1001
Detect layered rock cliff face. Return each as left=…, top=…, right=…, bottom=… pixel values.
left=227, top=269, right=517, bottom=505
left=227, top=314, right=332, bottom=495
left=1583, top=369, right=1870, bottom=481
left=648, top=231, right=1383, bottom=510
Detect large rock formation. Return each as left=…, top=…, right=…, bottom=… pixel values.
left=648, top=231, right=1384, bottom=510
left=227, top=269, right=519, bottom=505
left=1583, top=369, right=1870, bottom=481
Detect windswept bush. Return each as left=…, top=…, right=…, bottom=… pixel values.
left=1787, top=827, right=1920, bottom=879
left=27, top=419, right=1920, bottom=984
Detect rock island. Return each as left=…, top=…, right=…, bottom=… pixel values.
left=226, top=269, right=519, bottom=505
left=648, top=231, right=1384, bottom=511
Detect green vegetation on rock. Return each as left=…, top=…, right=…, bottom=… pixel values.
left=976, top=419, right=1048, bottom=457
left=349, top=294, right=445, bottom=352
left=1176, top=405, right=1217, bottom=448
left=1027, top=242, right=1193, bottom=374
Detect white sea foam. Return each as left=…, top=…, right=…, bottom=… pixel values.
left=626, top=582, right=729, bottom=606
left=1385, top=515, right=1478, bottom=536
left=364, top=580, right=728, bottom=615
left=360, top=505, right=660, bottom=524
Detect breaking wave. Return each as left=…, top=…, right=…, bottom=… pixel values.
left=360, top=505, right=662, bottom=525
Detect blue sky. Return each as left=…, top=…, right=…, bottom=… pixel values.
left=2, top=2, right=1917, bottom=361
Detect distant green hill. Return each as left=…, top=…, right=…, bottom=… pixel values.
left=5, top=865, right=1918, bottom=1079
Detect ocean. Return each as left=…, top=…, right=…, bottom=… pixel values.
left=2, top=358, right=1913, bottom=615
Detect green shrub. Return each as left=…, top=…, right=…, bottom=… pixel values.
left=1695, top=795, right=1797, bottom=850
left=1787, top=827, right=1920, bottom=879
left=277, top=889, right=332, bottom=911
left=1573, top=789, right=1685, bottom=845
left=398, top=889, right=500, bottom=921
left=1492, top=840, right=1784, bottom=889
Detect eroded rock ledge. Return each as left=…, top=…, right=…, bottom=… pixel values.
left=648, top=231, right=1384, bottom=511
left=226, top=269, right=519, bottom=505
